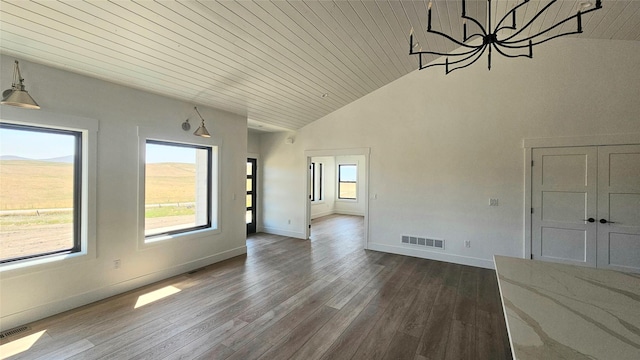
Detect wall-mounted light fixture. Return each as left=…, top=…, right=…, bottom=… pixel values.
left=1, top=60, right=40, bottom=109
left=192, top=107, right=211, bottom=138
left=190, top=107, right=211, bottom=138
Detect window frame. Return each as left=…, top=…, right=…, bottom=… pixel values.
left=246, top=158, right=257, bottom=234
left=0, top=108, right=97, bottom=274
left=0, top=123, right=82, bottom=263
left=143, top=139, right=212, bottom=239
left=310, top=162, right=324, bottom=203
left=337, top=163, right=358, bottom=200
left=137, top=126, right=220, bottom=247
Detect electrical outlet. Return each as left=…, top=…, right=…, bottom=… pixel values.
left=489, top=198, right=499, bottom=206
left=464, top=240, right=471, bottom=248
left=287, top=219, right=291, bottom=225
left=113, top=259, right=121, bottom=269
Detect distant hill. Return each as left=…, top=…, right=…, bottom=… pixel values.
left=41, top=156, right=75, bottom=163
left=0, top=155, right=74, bottom=163
left=0, top=155, right=30, bottom=161
left=1, top=160, right=196, bottom=210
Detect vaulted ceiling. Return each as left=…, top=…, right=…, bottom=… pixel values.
left=1, top=1, right=638, bottom=131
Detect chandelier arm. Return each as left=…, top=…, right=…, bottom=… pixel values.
left=497, top=29, right=582, bottom=49
left=410, top=33, right=483, bottom=57
left=492, top=42, right=531, bottom=59
left=500, top=8, right=599, bottom=45
left=427, top=29, right=480, bottom=49
left=446, top=47, right=485, bottom=66
left=495, top=25, right=518, bottom=34
left=499, top=18, right=577, bottom=44
left=465, top=33, right=486, bottom=42
left=499, top=4, right=601, bottom=46
left=443, top=46, right=488, bottom=74
left=413, top=45, right=482, bottom=58
left=494, top=0, right=531, bottom=33
left=500, top=0, right=558, bottom=43
left=420, top=46, right=484, bottom=71
left=462, top=15, right=488, bottom=37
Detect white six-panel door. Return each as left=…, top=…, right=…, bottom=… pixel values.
left=532, top=145, right=640, bottom=273
left=532, top=147, right=598, bottom=266
left=597, top=145, right=640, bottom=272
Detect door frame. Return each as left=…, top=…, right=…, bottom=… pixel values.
left=304, top=148, right=370, bottom=250
left=523, top=133, right=640, bottom=260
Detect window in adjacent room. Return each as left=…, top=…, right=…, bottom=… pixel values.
left=338, top=164, right=357, bottom=200
left=144, top=140, right=213, bottom=240
left=0, top=123, right=82, bottom=263
left=310, top=162, right=323, bottom=202
left=246, top=158, right=257, bottom=234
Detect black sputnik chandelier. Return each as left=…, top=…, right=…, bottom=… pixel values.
left=409, top=0, right=602, bottom=74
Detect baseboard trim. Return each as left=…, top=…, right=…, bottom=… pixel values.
left=262, top=227, right=306, bottom=239
left=367, top=243, right=494, bottom=269
left=311, top=211, right=364, bottom=220
left=311, top=210, right=334, bottom=220
left=334, top=210, right=365, bottom=216
left=0, top=246, right=247, bottom=331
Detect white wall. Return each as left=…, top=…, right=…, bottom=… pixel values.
left=247, top=130, right=261, bottom=155
left=260, top=38, right=640, bottom=269
left=0, top=56, right=248, bottom=330
left=310, top=156, right=335, bottom=219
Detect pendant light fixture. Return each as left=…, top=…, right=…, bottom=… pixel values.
left=409, top=0, right=603, bottom=74
left=1, top=60, right=40, bottom=109
left=192, top=107, right=211, bottom=138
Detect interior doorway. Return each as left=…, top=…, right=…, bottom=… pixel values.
left=304, top=148, right=370, bottom=249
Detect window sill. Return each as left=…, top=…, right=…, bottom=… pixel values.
left=0, top=250, right=88, bottom=274
left=140, top=227, right=221, bottom=248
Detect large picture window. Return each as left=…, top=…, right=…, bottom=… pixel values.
left=0, top=123, right=82, bottom=263
left=144, top=140, right=212, bottom=239
left=338, top=164, right=357, bottom=200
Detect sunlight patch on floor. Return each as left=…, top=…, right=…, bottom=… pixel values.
left=0, top=330, right=46, bottom=359
left=134, top=285, right=181, bottom=309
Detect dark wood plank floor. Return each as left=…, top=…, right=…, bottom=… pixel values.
left=1, top=214, right=512, bottom=360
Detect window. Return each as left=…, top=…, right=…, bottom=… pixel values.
left=144, top=140, right=213, bottom=240
left=338, top=164, right=357, bottom=200
left=0, top=123, right=82, bottom=263
left=246, top=158, right=257, bottom=234
left=310, top=162, right=323, bottom=202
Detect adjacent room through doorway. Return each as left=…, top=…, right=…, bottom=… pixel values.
left=305, top=148, right=370, bottom=249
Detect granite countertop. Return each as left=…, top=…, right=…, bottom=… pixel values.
left=494, top=255, right=640, bottom=360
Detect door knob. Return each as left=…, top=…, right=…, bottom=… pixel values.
left=599, top=219, right=616, bottom=224
left=583, top=218, right=595, bottom=223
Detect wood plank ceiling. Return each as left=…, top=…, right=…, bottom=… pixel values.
left=1, top=1, right=638, bottom=131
